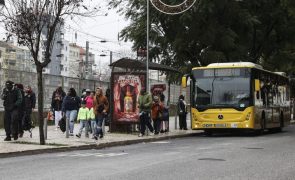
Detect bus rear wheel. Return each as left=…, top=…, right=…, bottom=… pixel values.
left=276, top=112, right=284, bottom=132
left=255, top=117, right=265, bottom=135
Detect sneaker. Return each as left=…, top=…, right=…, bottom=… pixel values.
left=164, top=129, right=168, bottom=133
left=99, top=134, right=103, bottom=139
left=13, top=135, right=18, bottom=140
left=19, top=133, right=23, bottom=138
left=94, top=135, right=98, bottom=140
left=138, top=133, right=143, bottom=137
left=4, top=137, right=11, bottom=141
left=76, top=134, right=81, bottom=138
left=149, top=132, right=155, bottom=136
left=160, top=130, right=164, bottom=133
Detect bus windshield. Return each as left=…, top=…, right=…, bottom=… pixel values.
left=192, top=68, right=251, bottom=111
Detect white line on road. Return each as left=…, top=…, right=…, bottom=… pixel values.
left=57, top=152, right=128, bottom=158
left=150, top=141, right=170, bottom=144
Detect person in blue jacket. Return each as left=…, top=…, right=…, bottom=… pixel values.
left=62, top=88, right=81, bottom=136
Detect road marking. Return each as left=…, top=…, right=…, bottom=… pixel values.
left=150, top=141, right=170, bottom=144
left=57, top=152, right=128, bottom=158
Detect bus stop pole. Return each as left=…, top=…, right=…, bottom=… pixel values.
left=44, top=117, right=47, bottom=140
left=175, top=114, right=177, bottom=130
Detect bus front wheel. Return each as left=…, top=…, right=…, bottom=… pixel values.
left=204, top=130, right=213, bottom=136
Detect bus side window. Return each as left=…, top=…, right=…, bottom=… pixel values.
left=256, top=91, right=260, bottom=99
left=261, top=84, right=271, bottom=106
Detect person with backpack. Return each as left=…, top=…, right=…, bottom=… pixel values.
left=84, top=90, right=94, bottom=134
left=151, top=96, right=164, bottom=135
left=14, top=83, right=25, bottom=138
left=159, top=93, right=169, bottom=133
left=76, top=100, right=89, bottom=138
left=177, top=95, right=188, bottom=130
left=22, top=85, right=36, bottom=134
left=93, top=87, right=109, bottom=140
left=1, top=80, right=23, bottom=141
left=138, top=87, right=154, bottom=137
left=88, top=104, right=96, bottom=139
left=62, top=88, right=81, bottom=136
left=51, top=87, right=66, bottom=130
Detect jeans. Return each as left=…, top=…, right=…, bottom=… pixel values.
left=90, top=119, right=96, bottom=135
left=78, top=120, right=89, bottom=136
left=4, top=109, right=19, bottom=137
left=153, top=118, right=161, bottom=134
left=140, top=112, right=154, bottom=135
left=66, top=110, right=77, bottom=133
left=95, top=116, right=104, bottom=137
left=54, top=111, right=62, bottom=127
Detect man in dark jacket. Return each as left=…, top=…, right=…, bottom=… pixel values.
left=22, top=85, right=36, bottom=133
left=1, top=80, right=23, bottom=141
left=138, top=87, right=154, bottom=137
left=15, top=83, right=25, bottom=137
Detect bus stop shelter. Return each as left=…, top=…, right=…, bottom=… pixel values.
left=109, top=58, right=180, bottom=132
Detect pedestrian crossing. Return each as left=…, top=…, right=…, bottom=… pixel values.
left=57, top=152, right=128, bottom=158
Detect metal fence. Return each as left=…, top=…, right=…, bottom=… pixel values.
left=0, top=69, right=110, bottom=109
left=0, top=69, right=188, bottom=109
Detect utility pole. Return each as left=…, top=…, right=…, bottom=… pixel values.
left=146, top=0, right=150, bottom=91
left=85, top=41, right=89, bottom=79
left=110, top=51, right=112, bottom=64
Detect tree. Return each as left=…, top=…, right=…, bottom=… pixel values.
left=109, top=0, right=295, bottom=76
left=0, top=0, right=101, bottom=145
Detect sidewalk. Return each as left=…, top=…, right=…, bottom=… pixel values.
left=0, top=115, right=200, bottom=158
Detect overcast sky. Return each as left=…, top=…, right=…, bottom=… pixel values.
left=0, top=0, right=134, bottom=68
left=64, top=1, right=134, bottom=67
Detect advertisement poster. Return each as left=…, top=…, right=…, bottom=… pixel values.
left=151, top=84, right=167, bottom=102
left=112, top=73, right=146, bottom=123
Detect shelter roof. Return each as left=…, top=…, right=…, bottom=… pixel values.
left=109, top=58, right=180, bottom=73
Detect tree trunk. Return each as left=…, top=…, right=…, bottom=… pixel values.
left=37, top=67, right=45, bottom=145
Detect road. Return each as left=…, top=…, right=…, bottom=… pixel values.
left=1, top=126, right=295, bottom=180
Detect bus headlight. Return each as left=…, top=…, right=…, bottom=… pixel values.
left=245, top=112, right=251, bottom=121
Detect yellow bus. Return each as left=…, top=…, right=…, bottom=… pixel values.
left=182, top=62, right=291, bottom=135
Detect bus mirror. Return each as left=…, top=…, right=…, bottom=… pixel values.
left=182, top=76, right=187, bottom=88
left=255, top=79, right=260, bottom=91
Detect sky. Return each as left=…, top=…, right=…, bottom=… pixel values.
left=64, top=1, right=134, bottom=68
left=0, top=0, right=134, bottom=70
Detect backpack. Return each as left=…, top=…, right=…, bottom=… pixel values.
left=58, top=116, right=66, bottom=132
left=22, top=112, right=34, bottom=131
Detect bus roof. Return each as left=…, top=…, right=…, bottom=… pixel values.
left=193, top=62, right=263, bottom=70
left=192, top=62, right=288, bottom=79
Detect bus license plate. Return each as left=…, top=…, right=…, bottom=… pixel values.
left=214, top=124, right=226, bottom=128
left=231, top=123, right=238, bottom=128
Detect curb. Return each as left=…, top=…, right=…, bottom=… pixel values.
left=0, top=132, right=201, bottom=159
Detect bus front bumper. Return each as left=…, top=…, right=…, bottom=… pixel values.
left=192, top=121, right=254, bottom=130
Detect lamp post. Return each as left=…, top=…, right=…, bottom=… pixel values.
left=146, top=0, right=150, bottom=91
